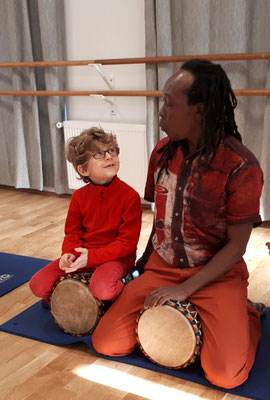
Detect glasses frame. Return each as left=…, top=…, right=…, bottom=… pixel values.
left=90, top=146, right=120, bottom=160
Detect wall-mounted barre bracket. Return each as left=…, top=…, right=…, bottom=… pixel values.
left=89, top=94, right=116, bottom=115
left=89, top=64, right=113, bottom=89
left=88, top=64, right=115, bottom=115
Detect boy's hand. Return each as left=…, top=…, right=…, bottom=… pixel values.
left=59, top=253, right=76, bottom=270
left=63, top=247, right=88, bottom=273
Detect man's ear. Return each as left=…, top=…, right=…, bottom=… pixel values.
left=196, top=103, right=204, bottom=116
left=77, top=164, right=88, bottom=177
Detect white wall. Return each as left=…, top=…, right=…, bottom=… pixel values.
left=64, top=0, right=146, bottom=124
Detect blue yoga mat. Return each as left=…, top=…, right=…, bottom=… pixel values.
left=0, top=301, right=269, bottom=400
left=0, top=252, right=50, bottom=297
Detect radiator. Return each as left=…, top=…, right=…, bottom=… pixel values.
left=62, top=120, right=148, bottom=197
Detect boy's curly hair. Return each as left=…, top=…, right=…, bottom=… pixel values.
left=66, top=127, right=118, bottom=183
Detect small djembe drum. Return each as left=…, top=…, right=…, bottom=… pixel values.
left=50, top=273, right=103, bottom=337
left=136, top=300, right=202, bottom=369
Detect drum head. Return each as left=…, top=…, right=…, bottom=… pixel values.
left=137, top=305, right=196, bottom=368
left=50, top=279, right=99, bottom=335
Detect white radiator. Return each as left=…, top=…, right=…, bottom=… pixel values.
left=62, top=120, right=148, bottom=197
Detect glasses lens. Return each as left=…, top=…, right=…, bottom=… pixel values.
left=108, top=148, right=118, bottom=156
left=92, top=150, right=105, bottom=159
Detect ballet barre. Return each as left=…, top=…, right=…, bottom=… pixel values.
left=0, top=89, right=269, bottom=97
left=0, top=52, right=270, bottom=68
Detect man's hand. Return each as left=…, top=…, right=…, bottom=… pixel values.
left=59, top=253, right=76, bottom=270
left=144, top=285, right=189, bottom=309
left=63, top=247, right=88, bottom=273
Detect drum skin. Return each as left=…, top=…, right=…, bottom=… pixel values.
left=50, top=273, right=103, bottom=337
left=136, top=300, right=202, bottom=369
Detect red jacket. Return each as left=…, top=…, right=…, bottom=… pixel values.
left=62, top=176, right=142, bottom=268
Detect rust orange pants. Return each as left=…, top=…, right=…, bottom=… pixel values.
left=92, top=251, right=261, bottom=389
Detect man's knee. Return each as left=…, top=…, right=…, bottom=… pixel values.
left=203, top=359, right=248, bottom=389
left=92, top=327, right=114, bottom=356
left=92, top=322, right=135, bottom=357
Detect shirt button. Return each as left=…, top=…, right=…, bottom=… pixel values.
left=185, top=160, right=189, bottom=165
left=175, top=212, right=179, bottom=216
left=179, top=258, right=184, bottom=263
left=175, top=236, right=179, bottom=241
left=178, top=186, right=182, bottom=191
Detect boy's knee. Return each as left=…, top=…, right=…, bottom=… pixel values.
left=90, top=274, right=124, bottom=301
left=29, top=259, right=61, bottom=300
left=29, top=275, right=39, bottom=296
left=29, top=275, right=50, bottom=300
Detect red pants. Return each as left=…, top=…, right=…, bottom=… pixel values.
left=29, top=258, right=130, bottom=302
left=92, top=251, right=261, bottom=389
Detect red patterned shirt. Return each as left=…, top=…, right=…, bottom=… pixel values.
left=144, top=136, right=263, bottom=267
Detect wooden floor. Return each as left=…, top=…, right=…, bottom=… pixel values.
left=0, top=186, right=269, bottom=400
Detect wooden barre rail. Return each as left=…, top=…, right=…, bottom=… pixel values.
left=0, top=90, right=160, bottom=97
left=0, top=90, right=270, bottom=97
left=0, top=52, right=270, bottom=68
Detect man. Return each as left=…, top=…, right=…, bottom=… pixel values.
left=92, top=59, right=264, bottom=389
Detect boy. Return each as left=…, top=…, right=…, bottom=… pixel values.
left=30, top=127, right=142, bottom=303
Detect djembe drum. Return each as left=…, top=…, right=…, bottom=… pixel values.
left=136, top=300, right=202, bottom=369
left=50, top=273, right=103, bottom=337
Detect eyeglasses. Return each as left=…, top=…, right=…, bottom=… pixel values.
left=90, top=147, right=120, bottom=160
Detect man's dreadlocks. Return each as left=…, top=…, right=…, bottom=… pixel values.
left=157, top=59, right=242, bottom=180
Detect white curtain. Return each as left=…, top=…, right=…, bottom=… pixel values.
left=0, top=0, right=68, bottom=193
left=145, top=0, right=270, bottom=220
